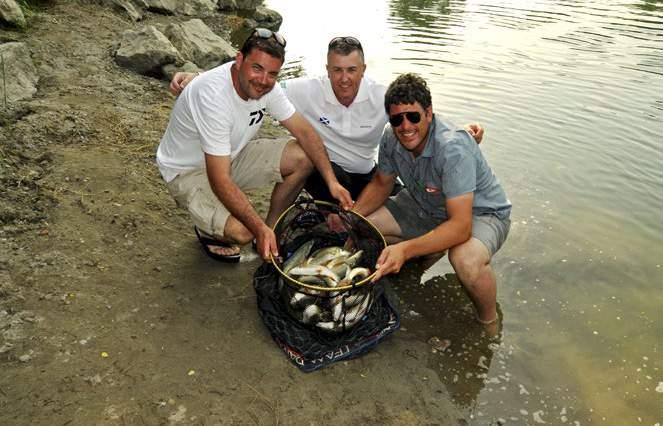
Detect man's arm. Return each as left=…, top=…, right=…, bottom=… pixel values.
left=204, top=153, right=270, bottom=242
left=352, top=171, right=396, bottom=218
left=279, top=112, right=353, bottom=208
left=372, top=192, right=473, bottom=281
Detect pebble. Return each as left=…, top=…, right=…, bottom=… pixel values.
left=427, top=336, right=451, bottom=352
left=18, top=354, right=32, bottom=362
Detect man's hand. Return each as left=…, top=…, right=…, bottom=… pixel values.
left=328, top=181, right=354, bottom=210
left=371, top=243, right=409, bottom=282
left=254, top=225, right=279, bottom=262
left=464, top=123, right=484, bottom=144
left=169, top=72, right=197, bottom=96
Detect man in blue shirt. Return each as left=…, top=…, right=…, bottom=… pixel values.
left=353, top=73, right=512, bottom=325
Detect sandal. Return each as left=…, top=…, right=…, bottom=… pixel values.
left=194, top=226, right=241, bottom=263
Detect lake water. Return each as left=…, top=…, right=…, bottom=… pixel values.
left=265, top=0, right=663, bottom=423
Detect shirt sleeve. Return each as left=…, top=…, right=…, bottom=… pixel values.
left=377, top=124, right=397, bottom=176
left=189, top=82, right=232, bottom=157
left=441, top=134, right=477, bottom=198
left=266, top=82, right=296, bottom=122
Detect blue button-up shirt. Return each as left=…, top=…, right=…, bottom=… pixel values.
left=378, top=114, right=511, bottom=222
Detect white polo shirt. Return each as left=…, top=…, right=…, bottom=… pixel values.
left=157, top=61, right=296, bottom=183
left=281, top=75, right=387, bottom=174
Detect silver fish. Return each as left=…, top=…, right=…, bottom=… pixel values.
left=342, top=294, right=373, bottom=326
left=307, top=246, right=350, bottom=266
left=339, top=267, right=371, bottom=286
left=290, top=292, right=315, bottom=309
left=302, top=304, right=321, bottom=324
left=282, top=240, right=315, bottom=274
left=343, top=250, right=364, bottom=268
left=288, top=265, right=340, bottom=282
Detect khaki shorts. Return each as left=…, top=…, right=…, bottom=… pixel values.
left=166, top=137, right=290, bottom=237
left=384, top=189, right=511, bottom=256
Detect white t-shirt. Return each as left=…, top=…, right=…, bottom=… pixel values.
left=281, top=75, right=387, bottom=174
left=157, top=61, right=296, bottom=182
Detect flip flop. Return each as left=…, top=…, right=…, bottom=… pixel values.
left=194, top=226, right=241, bottom=263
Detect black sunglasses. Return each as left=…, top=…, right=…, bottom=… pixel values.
left=252, top=28, right=287, bottom=47
left=328, top=36, right=363, bottom=50
left=389, top=111, right=422, bottom=127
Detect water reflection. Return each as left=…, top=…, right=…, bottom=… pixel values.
left=393, top=263, right=500, bottom=409
left=265, top=0, right=663, bottom=422
left=390, top=0, right=453, bottom=26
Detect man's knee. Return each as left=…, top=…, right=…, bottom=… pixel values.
left=283, top=140, right=313, bottom=176
left=449, top=241, right=488, bottom=282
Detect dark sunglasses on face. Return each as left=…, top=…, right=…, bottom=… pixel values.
left=252, top=28, right=287, bottom=47
left=328, top=36, right=363, bottom=50
left=389, top=111, right=422, bottom=127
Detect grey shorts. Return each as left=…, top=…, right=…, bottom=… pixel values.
left=166, top=137, right=290, bottom=237
left=384, top=189, right=511, bottom=256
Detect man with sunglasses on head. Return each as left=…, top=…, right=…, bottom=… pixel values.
left=170, top=36, right=484, bottom=203
left=353, top=73, right=512, bottom=327
left=157, top=29, right=352, bottom=263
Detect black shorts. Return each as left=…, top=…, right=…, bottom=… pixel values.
left=304, top=162, right=377, bottom=202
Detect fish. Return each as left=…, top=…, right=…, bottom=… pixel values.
left=340, top=294, right=373, bottom=326
left=288, top=265, right=340, bottom=282
left=343, top=250, right=364, bottom=268
left=282, top=240, right=315, bottom=274
left=307, top=246, right=351, bottom=266
left=302, top=304, right=322, bottom=324
left=338, top=267, right=371, bottom=286
left=290, top=292, right=315, bottom=309
left=332, top=293, right=371, bottom=321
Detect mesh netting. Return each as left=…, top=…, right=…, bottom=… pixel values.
left=272, top=199, right=386, bottom=333
left=253, top=197, right=400, bottom=372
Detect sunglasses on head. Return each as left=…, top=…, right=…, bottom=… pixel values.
left=388, top=111, right=422, bottom=127
left=328, top=36, right=363, bottom=50
left=252, top=28, right=287, bottom=47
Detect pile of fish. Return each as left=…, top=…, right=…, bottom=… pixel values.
left=279, top=240, right=374, bottom=332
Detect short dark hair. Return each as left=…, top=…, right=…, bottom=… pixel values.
left=327, top=37, right=365, bottom=62
left=240, top=33, right=286, bottom=62
left=384, top=73, right=432, bottom=114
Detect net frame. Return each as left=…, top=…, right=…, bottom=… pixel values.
left=270, top=199, right=387, bottom=294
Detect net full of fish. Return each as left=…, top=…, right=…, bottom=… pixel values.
left=280, top=241, right=374, bottom=333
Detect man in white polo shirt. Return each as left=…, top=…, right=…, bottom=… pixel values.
left=170, top=36, right=483, bottom=202
left=158, top=29, right=351, bottom=263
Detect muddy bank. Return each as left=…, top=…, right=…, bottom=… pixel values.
left=0, top=2, right=481, bottom=424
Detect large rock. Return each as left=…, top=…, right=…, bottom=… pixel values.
left=0, top=0, right=26, bottom=28
left=162, top=61, right=202, bottom=82
left=175, top=0, right=216, bottom=16
left=217, top=0, right=262, bottom=11
left=164, top=19, right=234, bottom=70
left=253, top=6, right=282, bottom=30
left=143, top=0, right=176, bottom=14
left=0, top=42, right=38, bottom=103
left=115, top=26, right=181, bottom=76
left=108, top=0, right=143, bottom=21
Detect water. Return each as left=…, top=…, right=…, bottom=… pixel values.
left=265, top=0, right=663, bottom=423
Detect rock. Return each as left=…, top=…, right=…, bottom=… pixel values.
left=218, top=0, right=262, bottom=11
left=18, top=353, right=31, bottom=362
left=0, top=42, right=39, bottom=103
left=174, top=0, right=216, bottom=16
left=427, top=336, right=451, bottom=352
left=253, top=6, right=282, bottom=31
left=0, top=0, right=26, bottom=28
left=109, top=0, right=143, bottom=21
left=163, top=19, right=234, bottom=70
left=143, top=0, right=176, bottom=15
left=115, top=26, right=182, bottom=76
left=161, top=61, right=201, bottom=82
